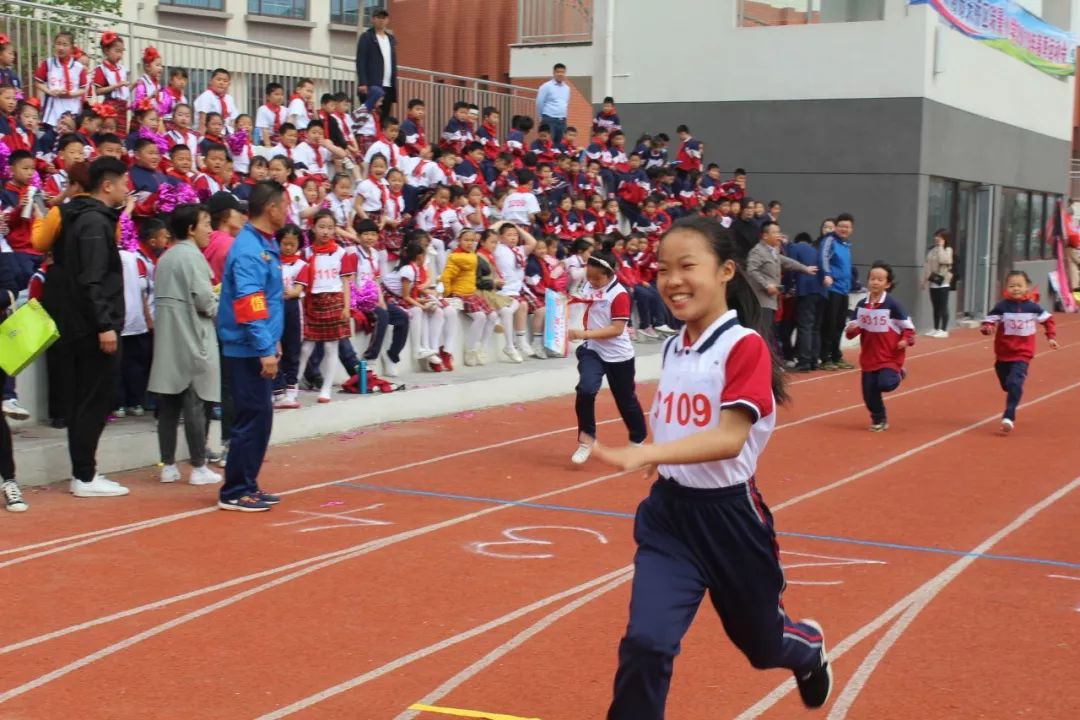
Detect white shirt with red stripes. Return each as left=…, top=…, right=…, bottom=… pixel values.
left=581, top=278, right=634, bottom=362
left=652, top=310, right=775, bottom=489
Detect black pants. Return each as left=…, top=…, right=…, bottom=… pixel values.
left=575, top=345, right=647, bottom=444
left=118, top=332, right=152, bottom=409
left=929, top=287, right=950, bottom=331
left=820, top=291, right=848, bottom=364
left=995, top=360, right=1028, bottom=422
left=633, top=285, right=667, bottom=330
left=795, top=294, right=823, bottom=369
left=217, top=342, right=234, bottom=446
left=861, top=369, right=902, bottom=424
left=53, top=335, right=119, bottom=482
left=365, top=304, right=409, bottom=363
left=0, top=369, right=13, bottom=481
left=608, top=479, right=823, bottom=720
left=778, top=299, right=797, bottom=362
left=221, top=356, right=273, bottom=501
left=275, top=298, right=302, bottom=391
left=157, top=386, right=207, bottom=467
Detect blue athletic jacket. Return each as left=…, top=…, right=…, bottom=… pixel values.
left=217, top=223, right=283, bottom=358
left=785, top=240, right=824, bottom=297
left=819, top=233, right=852, bottom=295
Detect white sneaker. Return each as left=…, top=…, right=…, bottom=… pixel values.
left=114, top=407, right=127, bottom=418
left=160, top=464, right=181, bottom=483
left=518, top=340, right=537, bottom=358
left=477, top=348, right=489, bottom=365
left=531, top=341, right=546, bottom=358
left=189, top=465, right=223, bottom=486
left=571, top=443, right=593, bottom=465
left=2, top=480, right=27, bottom=512
left=464, top=349, right=479, bottom=367
left=1001, top=418, right=1014, bottom=433
left=655, top=325, right=677, bottom=335
left=415, top=348, right=439, bottom=360
left=130, top=405, right=145, bottom=417
left=71, top=475, right=129, bottom=498
left=502, top=346, right=524, bottom=364
left=2, top=399, right=30, bottom=421
left=938, top=330, right=949, bottom=338
left=382, top=360, right=400, bottom=378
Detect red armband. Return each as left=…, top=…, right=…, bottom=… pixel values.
left=233, top=292, right=269, bottom=323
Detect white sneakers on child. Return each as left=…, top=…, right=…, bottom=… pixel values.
left=464, top=349, right=480, bottom=367
left=71, top=475, right=129, bottom=497
left=502, top=346, right=524, bottom=364
left=415, top=348, right=439, bottom=360
left=1001, top=418, right=1014, bottom=433
left=532, top=340, right=547, bottom=359
left=571, top=443, right=594, bottom=465
left=518, top=340, right=537, bottom=358
left=160, top=464, right=182, bottom=483
left=190, top=465, right=223, bottom=486
left=274, top=386, right=301, bottom=410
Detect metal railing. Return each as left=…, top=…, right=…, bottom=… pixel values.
left=517, top=0, right=593, bottom=45
left=1, top=0, right=536, bottom=125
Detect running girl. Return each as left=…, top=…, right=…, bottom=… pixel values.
left=844, top=262, right=915, bottom=431
left=567, top=249, right=647, bottom=465
left=295, top=210, right=356, bottom=403
left=591, top=216, right=832, bottom=718
left=981, top=270, right=1059, bottom=433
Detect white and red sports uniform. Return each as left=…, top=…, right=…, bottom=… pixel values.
left=653, top=310, right=775, bottom=489
left=582, top=278, right=634, bottom=362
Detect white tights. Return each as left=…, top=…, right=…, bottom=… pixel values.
left=465, top=311, right=498, bottom=350
left=297, top=340, right=336, bottom=400
left=497, top=299, right=520, bottom=350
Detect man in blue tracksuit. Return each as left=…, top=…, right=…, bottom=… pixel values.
left=818, top=213, right=854, bottom=370
left=786, top=232, right=825, bottom=372
left=217, top=181, right=287, bottom=512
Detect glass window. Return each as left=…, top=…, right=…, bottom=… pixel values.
left=161, top=0, right=225, bottom=10
left=740, top=0, right=883, bottom=26
left=331, top=0, right=358, bottom=25
left=926, top=177, right=955, bottom=251
left=1029, top=193, right=1045, bottom=261
left=1013, top=191, right=1029, bottom=261
left=248, top=0, right=307, bottom=19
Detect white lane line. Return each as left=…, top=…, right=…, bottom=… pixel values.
left=258, top=375, right=1080, bottom=717
left=0, top=470, right=632, bottom=704
left=825, top=473, right=1080, bottom=719
left=5, top=363, right=1048, bottom=656
left=0, top=334, right=997, bottom=561
left=736, top=478, right=1080, bottom=719
left=390, top=572, right=634, bottom=720
left=254, top=571, right=635, bottom=720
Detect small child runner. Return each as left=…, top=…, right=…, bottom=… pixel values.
left=567, top=249, right=647, bottom=465
left=844, top=262, right=915, bottom=431
left=295, top=210, right=356, bottom=403
left=590, top=216, right=832, bottom=719
left=981, top=270, right=1059, bottom=433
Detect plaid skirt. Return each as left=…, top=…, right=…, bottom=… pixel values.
left=356, top=134, right=376, bottom=157
left=455, top=293, right=493, bottom=315
left=520, top=289, right=543, bottom=313
left=303, top=291, right=350, bottom=341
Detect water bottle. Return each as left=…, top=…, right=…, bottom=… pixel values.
left=358, top=359, right=368, bottom=394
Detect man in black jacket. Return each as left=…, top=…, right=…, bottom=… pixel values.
left=355, top=9, right=397, bottom=118
left=42, top=156, right=131, bottom=498
left=730, top=200, right=760, bottom=264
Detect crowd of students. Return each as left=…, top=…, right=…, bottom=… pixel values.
left=0, top=32, right=1062, bottom=515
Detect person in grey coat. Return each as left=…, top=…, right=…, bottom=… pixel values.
left=148, top=203, right=222, bottom=487
left=746, top=221, right=817, bottom=345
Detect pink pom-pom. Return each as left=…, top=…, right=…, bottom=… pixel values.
left=139, top=125, right=170, bottom=157
left=0, top=142, right=11, bottom=180
left=156, top=183, right=177, bottom=214
left=176, top=183, right=198, bottom=205
left=351, top=278, right=379, bottom=312
left=226, top=130, right=248, bottom=156
left=119, top=212, right=138, bottom=252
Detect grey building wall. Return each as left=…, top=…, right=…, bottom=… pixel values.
left=614, top=97, right=1070, bottom=326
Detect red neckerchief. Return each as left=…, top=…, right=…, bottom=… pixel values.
left=166, top=168, right=192, bottom=185
left=141, top=74, right=160, bottom=97
left=165, top=84, right=182, bottom=101
left=263, top=103, right=285, bottom=133
left=5, top=180, right=26, bottom=198
left=557, top=208, right=571, bottom=227
left=281, top=253, right=302, bottom=265
left=55, top=56, right=73, bottom=92
left=289, top=93, right=311, bottom=118
left=377, top=134, right=398, bottom=166
left=431, top=201, right=449, bottom=232
left=310, top=240, right=340, bottom=255
left=204, top=132, right=223, bottom=145
left=358, top=245, right=380, bottom=279
left=482, top=122, right=498, bottom=142
left=102, top=60, right=124, bottom=82
left=411, top=159, right=428, bottom=178
left=387, top=189, right=403, bottom=220
left=79, top=128, right=97, bottom=151
left=306, top=141, right=325, bottom=171
left=6, top=127, right=31, bottom=152
left=210, top=89, right=229, bottom=121
left=441, top=163, right=457, bottom=184
left=470, top=202, right=488, bottom=229
left=281, top=143, right=295, bottom=160
left=405, top=261, right=428, bottom=298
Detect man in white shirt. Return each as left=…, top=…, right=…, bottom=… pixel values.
left=535, top=63, right=571, bottom=144
left=355, top=9, right=397, bottom=119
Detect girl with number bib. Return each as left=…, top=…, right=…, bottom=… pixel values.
left=844, top=262, right=915, bottom=432
left=591, top=216, right=832, bottom=720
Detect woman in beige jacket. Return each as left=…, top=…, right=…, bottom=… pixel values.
left=921, top=229, right=954, bottom=337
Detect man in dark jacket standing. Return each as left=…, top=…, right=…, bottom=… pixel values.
left=42, top=157, right=131, bottom=498
left=355, top=9, right=397, bottom=118
left=730, top=200, right=759, bottom=264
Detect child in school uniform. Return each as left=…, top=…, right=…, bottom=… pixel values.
left=382, top=240, right=443, bottom=369
left=273, top=224, right=306, bottom=409
left=354, top=219, right=409, bottom=372
left=504, top=115, right=533, bottom=168
left=193, top=68, right=237, bottom=134
left=166, top=104, right=200, bottom=157
left=590, top=215, right=833, bottom=719
left=442, top=228, right=499, bottom=366
left=981, top=270, right=1060, bottom=433
left=286, top=78, right=315, bottom=132
left=400, top=98, right=427, bottom=156
left=593, top=96, right=621, bottom=135
left=34, top=32, right=89, bottom=130
left=567, top=249, right=647, bottom=464
left=255, top=82, right=288, bottom=147
left=295, top=210, right=357, bottom=403
left=93, top=33, right=131, bottom=136
left=844, top=262, right=916, bottom=432
left=117, top=241, right=154, bottom=417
